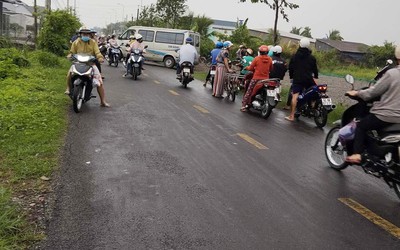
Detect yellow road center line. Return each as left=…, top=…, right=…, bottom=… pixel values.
left=169, top=90, right=180, bottom=96
left=338, top=198, right=400, bottom=239
left=154, top=80, right=161, bottom=84
left=193, top=105, right=209, bottom=114
left=236, top=133, right=268, bottom=150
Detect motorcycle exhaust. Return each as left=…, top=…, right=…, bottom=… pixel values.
left=331, top=104, right=336, bottom=110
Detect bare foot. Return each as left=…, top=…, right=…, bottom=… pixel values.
left=100, top=103, right=110, bottom=107
left=285, top=116, right=294, bottom=121
left=345, top=154, right=361, bottom=164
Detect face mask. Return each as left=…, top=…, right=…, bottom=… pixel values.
left=81, top=36, right=90, bottom=42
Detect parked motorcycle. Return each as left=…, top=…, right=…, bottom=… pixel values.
left=324, top=64, right=400, bottom=200
left=69, top=54, right=96, bottom=113
left=294, top=83, right=336, bottom=128
left=246, top=78, right=281, bottom=119
left=208, top=65, right=216, bottom=88
left=126, top=46, right=147, bottom=80
left=179, top=61, right=194, bottom=88
left=108, top=46, right=122, bottom=67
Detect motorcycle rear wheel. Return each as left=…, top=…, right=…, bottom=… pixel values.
left=314, top=102, right=328, bottom=128
left=72, top=85, right=83, bottom=113
left=325, top=126, right=348, bottom=170
left=227, top=82, right=236, bottom=102
left=114, top=56, right=119, bottom=67
left=260, top=89, right=273, bottom=119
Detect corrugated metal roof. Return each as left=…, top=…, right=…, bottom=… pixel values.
left=316, top=39, right=369, bottom=53
left=212, top=19, right=237, bottom=28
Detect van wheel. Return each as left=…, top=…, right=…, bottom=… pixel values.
left=164, top=56, right=175, bottom=68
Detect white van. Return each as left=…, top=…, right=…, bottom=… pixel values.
left=117, top=26, right=201, bottom=68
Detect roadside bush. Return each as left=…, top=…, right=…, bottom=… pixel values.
left=0, top=37, right=11, bottom=48
left=30, top=50, right=61, bottom=68
left=200, top=37, right=215, bottom=57
left=363, top=42, right=396, bottom=68
left=0, top=48, right=30, bottom=68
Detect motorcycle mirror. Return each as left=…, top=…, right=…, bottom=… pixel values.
left=144, top=45, right=148, bottom=49
left=386, top=59, right=393, bottom=65
left=345, top=74, right=355, bottom=84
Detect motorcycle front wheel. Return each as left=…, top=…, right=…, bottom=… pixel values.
left=114, top=55, right=119, bottom=67
left=325, top=126, right=348, bottom=170
left=314, top=102, right=328, bottom=128
left=72, top=85, right=83, bottom=113
left=260, top=89, right=273, bottom=119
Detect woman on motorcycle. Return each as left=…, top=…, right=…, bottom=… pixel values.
left=240, top=45, right=273, bottom=112
left=213, top=41, right=234, bottom=98
left=345, top=46, right=400, bottom=164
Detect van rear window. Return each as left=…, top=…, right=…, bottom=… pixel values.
left=155, top=31, right=184, bottom=45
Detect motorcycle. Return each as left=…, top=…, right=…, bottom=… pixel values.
left=179, top=61, right=194, bottom=88
left=108, top=46, right=122, bottom=67
left=324, top=61, right=400, bottom=200
left=246, top=78, right=281, bottom=119
left=208, top=64, right=217, bottom=88
left=294, top=83, right=336, bottom=128
left=99, top=42, right=107, bottom=58
left=126, top=46, right=147, bottom=80
left=69, top=54, right=96, bottom=113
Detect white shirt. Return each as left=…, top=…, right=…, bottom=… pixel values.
left=178, top=44, right=198, bottom=65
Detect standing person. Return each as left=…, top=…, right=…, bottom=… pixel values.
left=213, top=41, right=234, bottom=98
left=204, top=41, right=223, bottom=86
left=65, top=27, right=109, bottom=107
left=240, top=45, right=273, bottom=111
left=285, top=38, right=318, bottom=121
left=176, top=37, right=198, bottom=79
left=345, top=46, right=400, bottom=164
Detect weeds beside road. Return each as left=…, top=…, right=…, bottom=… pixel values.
left=0, top=48, right=69, bottom=249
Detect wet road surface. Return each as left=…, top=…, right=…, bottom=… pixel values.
left=43, top=63, right=400, bottom=249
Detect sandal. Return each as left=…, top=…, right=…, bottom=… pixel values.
left=285, top=116, right=294, bottom=121
left=240, top=107, right=247, bottom=112
left=100, top=103, right=110, bottom=107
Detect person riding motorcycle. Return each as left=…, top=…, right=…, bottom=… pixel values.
left=204, top=41, right=223, bottom=86
left=66, top=27, right=109, bottom=107
left=107, top=34, right=119, bottom=63
left=240, top=45, right=273, bottom=111
left=240, top=48, right=255, bottom=90
left=270, top=45, right=287, bottom=80
left=124, top=34, right=147, bottom=77
left=176, top=37, right=198, bottom=79
left=285, top=38, right=318, bottom=121
left=345, top=46, right=400, bottom=164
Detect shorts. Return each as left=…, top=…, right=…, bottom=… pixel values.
left=69, top=64, right=102, bottom=88
left=291, top=84, right=304, bottom=94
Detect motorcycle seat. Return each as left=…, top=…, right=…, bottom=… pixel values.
left=380, top=123, right=400, bottom=133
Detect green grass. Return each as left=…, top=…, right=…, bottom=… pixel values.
left=0, top=50, right=70, bottom=249
left=193, top=71, right=207, bottom=82
left=321, top=65, right=377, bottom=81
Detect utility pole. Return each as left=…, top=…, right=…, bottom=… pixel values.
left=34, top=0, right=38, bottom=43
left=67, top=0, right=70, bottom=13
left=74, top=0, right=76, bottom=16
left=0, top=1, right=3, bottom=37
left=45, top=0, right=51, bottom=12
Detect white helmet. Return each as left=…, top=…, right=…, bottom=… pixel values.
left=135, top=34, right=143, bottom=40
left=299, top=38, right=310, bottom=48
left=272, top=45, right=282, bottom=54
left=395, top=45, right=400, bottom=59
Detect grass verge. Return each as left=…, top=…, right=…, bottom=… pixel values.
left=0, top=49, right=70, bottom=249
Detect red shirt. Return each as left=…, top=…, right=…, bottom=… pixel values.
left=246, top=55, right=273, bottom=80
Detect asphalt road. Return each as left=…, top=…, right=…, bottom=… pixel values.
left=43, top=63, right=400, bottom=249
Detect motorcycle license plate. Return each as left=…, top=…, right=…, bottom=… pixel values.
left=322, top=98, right=332, bottom=106
left=112, top=49, right=120, bottom=53
left=210, top=70, right=216, bottom=75
left=267, top=89, right=276, bottom=97
left=133, top=63, right=139, bottom=67
left=183, top=68, right=190, bottom=73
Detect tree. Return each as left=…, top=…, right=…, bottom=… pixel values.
left=240, top=0, right=299, bottom=44
left=137, top=4, right=162, bottom=27
left=326, top=29, right=343, bottom=41
left=178, top=12, right=195, bottom=30
left=290, top=26, right=301, bottom=35
left=156, top=0, right=188, bottom=28
left=37, top=10, right=80, bottom=55
left=301, top=26, right=312, bottom=38
left=192, top=15, right=214, bottom=37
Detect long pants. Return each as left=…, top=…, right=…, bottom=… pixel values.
left=94, top=59, right=102, bottom=73
left=242, top=79, right=258, bottom=107
left=353, top=114, right=392, bottom=154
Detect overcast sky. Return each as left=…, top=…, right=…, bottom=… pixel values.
left=21, top=0, right=398, bottom=45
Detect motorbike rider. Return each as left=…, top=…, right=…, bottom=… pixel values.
left=123, top=35, right=137, bottom=66
left=345, top=46, right=400, bottom=164
left=236, top=45, right=247, bottom=60
left=270, top=45, right=287, bottom=80
left=65, top=27, right=109, bottom=107
left=107, top=34, right=119, bottom=63
left=204, top=41, right=223, bottom=86
left=285, top=38, right=318, bottom=121
left=124, top=33, right=147, bottom=77
left=240, top=45, right=273, bottom=112
left=213, top=41, right=234, bottom=98
left=176, top=37, right=198, bottom=79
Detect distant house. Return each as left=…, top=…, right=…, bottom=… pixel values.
left=208, top=19, right=238, bottom=43
left=1, top=0, right=35, bottom=37
left=248, top=28, right=316, bottom=47
left=315, top=39, right=369, bottom=62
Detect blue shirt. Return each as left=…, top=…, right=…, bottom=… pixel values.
left=210, top=48, right=221, bottom=65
